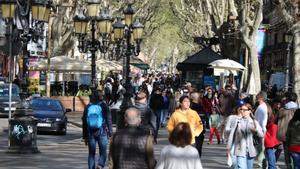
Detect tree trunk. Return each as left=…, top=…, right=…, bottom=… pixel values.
left=248, top=42, right=261, bottom=94
left=293, top=27, right=300, bottom=104
left=239, top=0, right=263, bottom=95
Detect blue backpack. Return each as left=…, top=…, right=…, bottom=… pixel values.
left=86, top=104, right=103, bottom=130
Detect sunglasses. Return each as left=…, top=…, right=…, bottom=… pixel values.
left=240, top=108, right=250, bottom=112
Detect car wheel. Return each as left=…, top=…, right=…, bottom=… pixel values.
left=59, top=126, right=67, bottom=135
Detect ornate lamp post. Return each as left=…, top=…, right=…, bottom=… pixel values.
left=0, top=0, right=51, bottom=118
left=113, top=2, right=144, bottom=129
left=284, top=32, right=293, bottom=92
left=73, top=0, right=113, bottom=89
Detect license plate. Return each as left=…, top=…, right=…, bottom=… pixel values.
left=4, top=107, right=16, bottom=111
left=37, top=123, right=51, bottom=127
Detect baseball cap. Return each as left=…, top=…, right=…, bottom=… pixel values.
left=236, top=99, right=246, bottom=108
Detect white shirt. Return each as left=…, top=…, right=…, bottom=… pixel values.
left=155, top=145, right=203, bottom=169
left=254, top=102, right=268, bottom=133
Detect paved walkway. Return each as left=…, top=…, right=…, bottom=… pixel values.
left=66, top=111, right=286, bottom=169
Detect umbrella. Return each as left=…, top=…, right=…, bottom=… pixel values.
left=29, top=56, right=91, bottom=72
left=208, top=59, right=246, bottom=70
left=96, top=59, right=122, bottom=71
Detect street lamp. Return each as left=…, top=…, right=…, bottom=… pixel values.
left=31, top=0, right=51, bottom=22
left=0, top=0, right=51, bottom=97
left=284, top=32, right=293, bottom=91
left=73, top=3, right=113, bottom=89
left=113, top=2, right=144, bottom=129
left=0, top=0, right=51, bottom=119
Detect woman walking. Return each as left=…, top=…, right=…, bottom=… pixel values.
left=166, top=95, right=203, bottom=144
left=227, top=103, right=264, bottom=169
left=155, top=122, right=203, bottom=169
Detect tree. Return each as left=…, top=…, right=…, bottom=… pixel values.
left=169, top=0, right=263, bottom=94
left=238, top=0, right=263, bottom=94
left=275, top=0, right=300, bottom=103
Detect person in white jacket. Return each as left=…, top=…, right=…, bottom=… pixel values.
left=155, top=122, right=203, bottom=169
left=254, top=91, right=268, bottom=169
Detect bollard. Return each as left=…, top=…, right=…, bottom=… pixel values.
left=6, top=108, right=39, bottom=154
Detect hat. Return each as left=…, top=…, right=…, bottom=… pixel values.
left=236, top=99, right=246, bottom=108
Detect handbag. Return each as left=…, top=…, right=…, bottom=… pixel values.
left=253, top=133, right=261, bottom=146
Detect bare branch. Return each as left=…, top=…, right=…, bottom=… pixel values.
left=252, top=0, right=263, bottom=31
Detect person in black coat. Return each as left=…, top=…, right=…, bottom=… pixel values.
left=190, top=92, right=206, bottom=157
left=149, top=87, right=164, bottom=143
left=134, top=86, right=157, bottom=135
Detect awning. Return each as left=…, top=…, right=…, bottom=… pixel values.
left=29, top=56, right=91, bottom=72
left=130, top=56, right=149, bottom=70
left=96, top=59, right=122, bottom=71
left=176, top=47, right=223, bottom=71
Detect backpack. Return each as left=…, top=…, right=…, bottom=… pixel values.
left=86, top=104, right=103, bottom=130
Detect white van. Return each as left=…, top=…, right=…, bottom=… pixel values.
left=0, top=83, right=21, bottom=116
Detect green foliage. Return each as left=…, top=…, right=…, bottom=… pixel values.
left=106, top=0, right=199, bottom=67
left=141, top=0, right=197, bottom=66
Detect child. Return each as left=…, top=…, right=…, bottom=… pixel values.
left=208, top=107, right=221, bottom=144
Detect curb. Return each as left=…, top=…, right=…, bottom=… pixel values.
left=68, top=120, right=82, bottom=128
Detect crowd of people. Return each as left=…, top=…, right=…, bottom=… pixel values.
left=81, top=72, right=300, bottom=169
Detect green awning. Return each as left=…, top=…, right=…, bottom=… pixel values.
left=130, top=63, right=150, bottom=70
left=130, top=56, right=150, bottom=70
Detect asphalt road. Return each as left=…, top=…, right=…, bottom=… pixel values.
left=0, top=116, right=286, bottom=169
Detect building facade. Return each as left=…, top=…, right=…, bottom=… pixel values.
left=262, top=0, right=293, bottom=89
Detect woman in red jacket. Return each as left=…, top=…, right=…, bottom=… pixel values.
left=265, top=104, right=282, bottom=169
left=202, top=88, right=216, bottom=129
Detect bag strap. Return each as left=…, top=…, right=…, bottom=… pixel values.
left=233, top=120, right=239, bottom=141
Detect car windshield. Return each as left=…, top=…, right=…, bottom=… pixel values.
left=32, top=99, right=62, bottom=111
left=0, top=85, right=19, bottom=96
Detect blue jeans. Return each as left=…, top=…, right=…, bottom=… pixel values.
left=88, top=128, right=108, bottom=169
left=230, top=145, right=238, bottom=169
left=283, top=142, right=293, bottom=169
left=265, top=148, right=276, bottom=169
left=154, top=109, right=162, bottom=140
left=291, top=152, right=300, bottom=169
left=236, top=153, right=254, bottom=169
left=160, top=109, right=168, bottom=126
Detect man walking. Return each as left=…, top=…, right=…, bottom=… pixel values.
left=149, top=87, right=164, bottom=143
left=254, top=91, right=268, bottom=169
left=82, top=92, right=113, bottom=169
left=219, top=85, right=235, bottom=143
left=109, top=107, right=156, bottom=169
left=134, top=86, right=157, bottom=136
left=277, top=92, right=298, bottom=169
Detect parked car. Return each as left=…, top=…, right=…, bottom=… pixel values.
left=0, top=83, right=21, bottom=117
left=31, top=98, right=71, bottom=135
